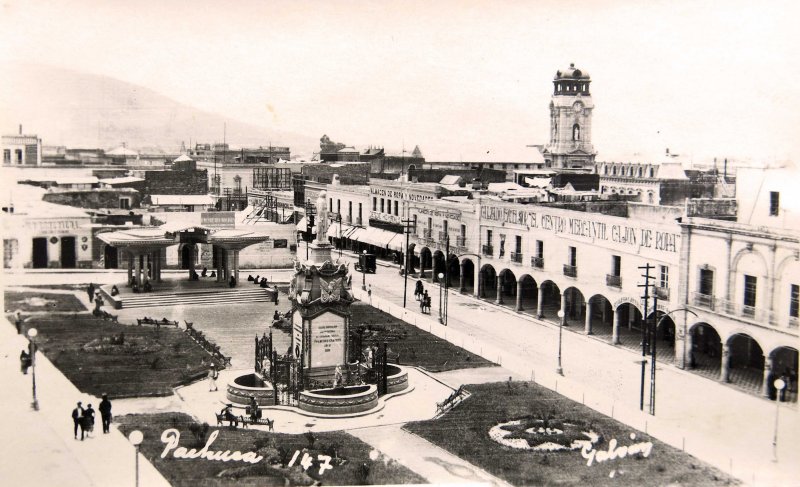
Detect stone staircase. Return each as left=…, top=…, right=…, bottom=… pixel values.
left=117, top=287, right=276, bottom=309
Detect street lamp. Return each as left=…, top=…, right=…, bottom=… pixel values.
left=27, top=328, right=38, bottom=411
left=361, top=250, right=367, bottom=291
left=772, top=378, right=787, bottom=462
left=556, top=310, right=565, bottom=375
left=129, top=430, right=144, bottom=487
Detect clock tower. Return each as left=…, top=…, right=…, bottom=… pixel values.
left=542, top=63, right=597, bottom=170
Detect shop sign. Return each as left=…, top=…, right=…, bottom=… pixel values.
left=370, top=187, right=433, bottom=202
left=201, top=212, right=235, bottom=229
left=415, top=207, right=462, bottom=221
left=29, top=219, right=84, bottom=235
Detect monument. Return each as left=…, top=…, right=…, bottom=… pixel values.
left=227, top=190, right=409, bottom=415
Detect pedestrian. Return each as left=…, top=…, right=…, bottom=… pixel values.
left=99, top=394, right=112, bottom=434
left=14, top=310, right=23, bottom=334
left=422, top=290, right=430, bottom=313
left=415, top=281, right=423, bottom=301
left=83, top=404, right=96, bottom=437
left=208, top=364, right=219, bottom=392
left=20, top=349, right=31, bottom=374
left=368, top=284, right=372, bottom=305
left=87, top=283, right=95, bottom=303
left=72, top=402, right=85, bottom=440
left=419, top=293, right=425, bottom=313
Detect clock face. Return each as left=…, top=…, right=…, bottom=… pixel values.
left=573, top=102, right=583, bottom=115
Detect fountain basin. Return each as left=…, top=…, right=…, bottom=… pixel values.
left=299, top=384, right=378, bottom=415
left=226, top=373, right=275, bottom=406
left=386, top=364, right=409, bottom=394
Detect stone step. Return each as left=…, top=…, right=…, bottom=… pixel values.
left=119, top=289, right=275, bottom=309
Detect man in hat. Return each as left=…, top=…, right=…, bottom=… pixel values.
left=220, top=403, right=238, bottom=427
left=72, top=402, right=85, bottom=440
left=99, top=394, right=113, bottom=433
left=208, top=364, right=219, bottom=392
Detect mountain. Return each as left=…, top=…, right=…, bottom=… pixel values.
left=0, top=63, right=318, bottom=155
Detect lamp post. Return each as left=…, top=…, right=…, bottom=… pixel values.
left=437, top=272, right=445, bottom=324
left=772, top=378, right=786, bottom=462
left=27, top=327, right=38, bottom=411
left=361, top=250, right=367, bottom=291
left=129, top=430, right=144, bottom=487
left=650, top=307, right=697, bottom=415
left=556, top=310, right=564, bottom=375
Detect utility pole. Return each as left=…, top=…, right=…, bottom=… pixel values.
left=650, top=293, right=658, bottom=416
left=638, top=264, right=655, bottom=412
left=442, top=234, right=449, bottom=326
left=401, top=217, right=416, bottom=308
left=304, top=200, right=315, bottom=261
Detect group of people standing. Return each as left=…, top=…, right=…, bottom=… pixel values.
left=414, top=280, right=432, bottom=314
left=71, top=395, right=112, bottom=440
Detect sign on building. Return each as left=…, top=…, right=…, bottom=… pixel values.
left=201, top=211, right=235, bottom=229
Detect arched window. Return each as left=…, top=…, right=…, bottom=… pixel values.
left=572, top=124, right=581, bottom=141
left=649, top=168, right=654, bottom=178
left=612, top=167, right=617, bottom=176
left=648, top=192, right=654, bottom=204
left=604, top=166, right=608, bottom=175
left=638, top=168, right=643, bottom=177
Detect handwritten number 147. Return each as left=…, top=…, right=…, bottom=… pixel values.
left=288, top=450, right=333, bottom=475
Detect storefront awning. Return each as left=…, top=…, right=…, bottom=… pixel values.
left=296, top=217, right=317, bottom=233
left=327, top=223, right=355, bottom=239
left=352, top=227, right=401, bottom=249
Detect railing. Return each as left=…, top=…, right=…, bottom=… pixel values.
left=531, top=256, right=544, bottom=269
left=563, top=264, right=577, bottom=278
left=482, top=245, right=493, bottom=256
left=510, top=252, right=523, bottom=264
left=422, top=229, right=432, bottom=240
left=654, top=286, right=670, bottom=301
left=344, top=215, right=352, bottom=225
left=456, top=236, right=467, bottom=247
left=790, top=317, right=799, bottom=329
left=717, top=298, right=776, bottom=325
left=355, top=217, right=362, bottom=226
left=438, top=231, right=449, bottom=243
left=606, top=274, right=621, bottom=287
left=691, top=292, right=715, bottom=310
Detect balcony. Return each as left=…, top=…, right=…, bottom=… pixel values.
left=563, top=264, right=577, bottom=278
left=456, top=236, right=467, bottom=247
left=654, top=286, right=670, bottom=301
left=692, top=292, right=715, bottom=310
left=790, top=317, right=799, bottom=329
left=482, top=245, right=494, bottom=256
left=344, top=215, right=352, bottom=225
left=438, top=231, right=449, bottom=243
left=422, top=229, right=432, bottom=240
left=510, top=252, right=523, bottom=264
left=355, top=217, right=362, bottom=226
left=606, top=274, right=622, bottom=288
left=531, top=256, right=544, bottom=269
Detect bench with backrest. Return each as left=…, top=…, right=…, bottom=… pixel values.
left=436, top=385, right=466, bottom=415
left=137, top=317, right=178, bottom=328
left=239, top=414, right=274, bottom=431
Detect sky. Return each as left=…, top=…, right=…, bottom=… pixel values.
left=1, top=0, right=799, bottom=162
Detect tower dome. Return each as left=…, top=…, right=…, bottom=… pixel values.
left=553, top=63, right=591, bottom=96
left=554, top=63, right=591, bottom=80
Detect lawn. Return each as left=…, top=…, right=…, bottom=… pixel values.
left=117, top=413, right=426, bottom=486
left=349, top=302, right=495, bottom=372
left=5, top=290, right=87, bottom=313
left=405, top=381, right=738, bottom=486
left=20, top=316, right=223, bottom=398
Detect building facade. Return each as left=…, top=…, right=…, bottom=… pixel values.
left=2, top=132, right=42, bottom=167
left=542, top=64, right=596, bottom=170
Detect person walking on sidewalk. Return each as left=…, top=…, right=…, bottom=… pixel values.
left=86, top=283, right=95, bottom=303
left=415, top=281, right=423, bottom=301
left=208, top=364, right=219, bottom=392
left=20, top=349, right=31, bottom=374
left=99, top=394, right=112, bottom=434
left=367, top=284, right=372, bottom=305
left=83, top=404, right=96, bottom=438
left=14, top=310, right=23, bottom=334
left=72, top=402, right=85, bottom=440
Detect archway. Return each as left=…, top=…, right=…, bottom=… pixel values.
left=614, top=303, right=644, bottom=351
left=432, top=250, right=446, bottom=282
left=104, top=245, right=118, bottom=269
left=768, top=347, right=798, bottom=402
left=647, top=311, right=676, bottom=364
left=479, top=264, right=497, bottom=300
left=726, top=333, right=764, bottom=394
left=406, top=243, right=417, bottom=274
left=497, top=269, right=517, bottom=307
left=518, top=274, right=538, bottom=314
left=539, top=280, right=561, bottom=321
left=688, top=323, right=722, bottom=380
left=446, top=255, right=460, bottom=288
left=586, top=294, right=613, bottom=336
left=419, top=247, right=432, bottom=279
left=563, top=287, right=586, bottom=327
left=460, top=258, right=475, bottom=294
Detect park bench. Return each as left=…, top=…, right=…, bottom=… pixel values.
left=215, top=412, right=238, bottom=428
left=212, top=346, right=232, bottom=366
left=100, top=310, right=118, bottom=323
left=239, top=414, right=274, bottom=431
left=436, top=385, right=467, bottom=415
left=137, top=317, right=178, bottom=328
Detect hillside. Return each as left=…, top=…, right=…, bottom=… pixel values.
left=0, top=63, right=317, bottom=154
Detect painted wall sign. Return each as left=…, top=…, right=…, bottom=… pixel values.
left=480, top=205, right=680, bottom=254
left=310, top=312, right=345, bottom=368
left=415, top=207, right=462, bottom=221
left=29, top=219, right=85, bottom=235
left=370, top=187, right=434, bottom=202
left=370, top=211, right=402, bottom=224
left=201, top=212, right=236, bottom=229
